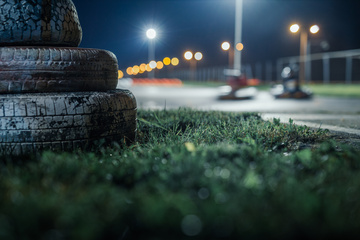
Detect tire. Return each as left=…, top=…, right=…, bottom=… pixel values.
left=0, top=90, right=137, bottom=156
left=0, top=0, right=82, bottom=47
left=0, top=47, right=119, bottom=93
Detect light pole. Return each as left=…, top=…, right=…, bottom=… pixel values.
left=184, top=51, right=203, bottom=80
left=221, top=41, right=234, bottom=68
left=234, top=0, right=243, bottom=71
left=290, top=23, right=319, bottom=86
left=146, top=28, right=156, bottom=78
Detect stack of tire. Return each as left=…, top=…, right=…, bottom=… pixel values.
left=0, top=0, right=137, bottom=156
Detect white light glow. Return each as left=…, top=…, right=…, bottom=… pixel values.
left=146, top=29, right=157, bottom=39
left=290, top=24, right=300, bottom=33
left=194, top=52, right=203, bottom=61
left=149, top=60, right=157, bottom=69
left=221, top=42, right=230, bottom=51
left=310, top=25, right=320, bottom=34
left=184, top=51, right=193, bottom=60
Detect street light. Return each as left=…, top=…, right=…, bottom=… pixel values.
left=194, top=52, right=203, bottom=61
left=234, top=0, right=243, bottom=71
left=221, top=41, right=230, bottom=51
left=146, top=28, right=157, bottom=78
left=184, top=50, right=202, bottom=80
left=221, top=42, right=234, bottom=68
left=290, top=23, right=320, bottom=85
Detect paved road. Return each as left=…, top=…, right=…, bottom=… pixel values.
left=119, top=84, right=360, bottom=135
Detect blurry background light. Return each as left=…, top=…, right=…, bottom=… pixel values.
left=126, top=67, right=133, bottom=75
left=290, top=24, right=300, bottom=33
left=146, top=64, right=152, bottom=72
left=163, top=57, right=171, bottom=65
left=184, top=51, right=193, bottom=60
left=236, top=43, right=244, bottom=51
left=118, top=70, right=124, bottom=79
left=310, top=25, right=320, bottom=34
left=221, top=41, right=230, bottom=51
left=140, top=63, right=146, bottom=72
left=194, top=52, right=203, bottom=61
left=132, top=65, right=140, bottom=74
left=156, top=61, right=164, bottom=69
left=149, top=60, right=157, bottom=69
left=171, top=57, right=179, bottom=66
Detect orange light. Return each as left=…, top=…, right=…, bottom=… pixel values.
left=236, top=43, right=244, bottom=51
left=132, top=65, right=140, bottom=74
left=126, top=67, right=133, bottom=75
left=146, top=64, right=152, bottom=72
left=156, top=61, right=164, bottom=69
left=140, top=63, right=146, bottom=72
left=118, top=70, right=124, bottom=79
left=163, top=57, right=171, bottom=65
left=171, top=57, right=179, bottom=66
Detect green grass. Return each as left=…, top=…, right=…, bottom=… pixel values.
left=182, top=80, right=225, bottom=88
left=184, top=80, right=360, bottom=98
left=304, top=84, right=360, bottom=98
left=1, top=109, right=360, bottom=239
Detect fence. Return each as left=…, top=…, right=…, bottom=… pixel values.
left=164, top=48, right=360, bottom=84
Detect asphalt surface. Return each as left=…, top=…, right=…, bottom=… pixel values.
left=118, top=83, right=360, bottom=140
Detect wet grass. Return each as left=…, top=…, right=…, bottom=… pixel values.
left=304, top=83, right=360, bottom=98
left=1, top=109, right=360, bottom=239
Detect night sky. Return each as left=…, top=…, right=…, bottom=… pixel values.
left=72, top=0, right=360, bottom=70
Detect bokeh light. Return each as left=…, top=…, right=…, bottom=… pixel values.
left=140, top=63, right=146, bottom=72
left=221, top=42, right=230, bottom=51
left=156, top=61, right=164, bottom=69
left=236, top=43, right=244, bottom=51
left=310, top=25, right=320, bottom=34
left=146, top=64, right=152, bottom=72
left=126, top=67, right=133, bottom=75
left=132, top=65, right=140, bottom=74
left=118, top=70, right=124, bottom=79
left=149, top=60, right=157, bottom=69
left=194, top=52, right=203, bottom=61
left=184, top=51, right=193, bottom=60
left=171, top=57, right=179, bottom=66
left=163, top=57, right=171, bottom=66
left=290, top=24, right=300, bottom=33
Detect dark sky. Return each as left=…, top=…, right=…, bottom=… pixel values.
left=72, top=0, right=360, bottom=70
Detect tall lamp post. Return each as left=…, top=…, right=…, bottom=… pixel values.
left=234, top=0, right=243, bottom=71
left=146, top=28, right=156, bottom=78
left=221, top=41, right=233, bottom=68
left=290, top=23, right=319, bottom=85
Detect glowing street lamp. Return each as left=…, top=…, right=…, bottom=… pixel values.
left=184, top=51, right=193, bottom=60
left=194, top=52, right=203, bottom=61
left=290, top=23, right=320, bottom=85
left=146, top=28, right=157, bottom=78
left=221, top=41, right=230, bottom=51
left=184, top=50, right=202, bottom=80
left=221, top=42, right=234, bottom=68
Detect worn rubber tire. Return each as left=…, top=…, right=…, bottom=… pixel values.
left=0, top=47, right=119, bottom=93
left=0, top=0, right=82, bottom=47
left=0, top=90, right=137, bottom=156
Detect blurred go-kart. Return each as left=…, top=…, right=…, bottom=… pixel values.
left=270, top=66, right=312, bottom=99
left=218, top=69, right=260, bottom=100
